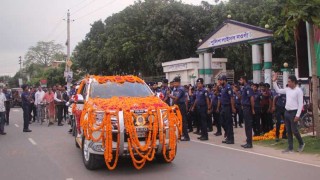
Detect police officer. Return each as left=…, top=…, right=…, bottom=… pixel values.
left=160, top=79, right=170, bottom=105
left=239, top=76, right=254, bottom=148
left=218, top=75, right=236, bottom=144
left=233, top=85, right=243, bottom=128
left=252, top=83, right=262, bottom=136
left=191, top=78, right=211, bottom=141
left=211, top=86, right=222, bottom=136
left=21, top=85, right=32, bottom=132
left=207, top=85, right=214, bottom=132
left=272, top=88, right=287, bottom=142
left=168, top=77, right=190, bottom=141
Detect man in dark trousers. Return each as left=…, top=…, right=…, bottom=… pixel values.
left=191, top=78, right=211, bottom=141
left=54, top=85, right=65, bottom=126
left=273, top=74, right=304, bottom=153
left=21, top=85, right=32, bottom=132
left=168, top=77, right=190, bottom=141
left=160, top=79, right=171, bottom=105
left=3, top=88, right=11, bottom=125
left=218, top=75, right=236, bottom=144
left=239, top=76, right=254, bottom=148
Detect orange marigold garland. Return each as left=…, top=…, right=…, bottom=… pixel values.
left=73, top=76, right=182, bottom=170
left=253, top=124, right=285, bottom=141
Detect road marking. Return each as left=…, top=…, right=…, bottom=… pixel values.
left=14, top=124, right=19, bottom=128
left=12, top=109, right=20, bottom=112
left=191, top=140, right=320, bottom=168
left=66, top=178, right=74, bottom=180
left=28, top=138, right=37, bottom=145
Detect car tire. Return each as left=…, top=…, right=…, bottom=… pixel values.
left=156, top=144, right=177, bottom=163
left=72, top=119, right=76, bottom=137
left=82, top=136, right=104, bottom=170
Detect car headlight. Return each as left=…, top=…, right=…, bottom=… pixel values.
left=95, top=111, right=105, bottom=125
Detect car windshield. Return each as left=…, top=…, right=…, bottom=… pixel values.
left=90, top=81, right=153, bottom=99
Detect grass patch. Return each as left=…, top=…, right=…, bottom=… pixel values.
left=254, top=136, right=320, bottom=154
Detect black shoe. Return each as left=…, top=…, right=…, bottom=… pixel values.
left=214, top=132, right=222, bottom=136
left=68, top=129, right=72, bottom=133
left=23, top=129, right=32, bottom=132
left=58, top=123, right=64, bottom=126
left=225, top=140, right=234, bottom=144
left=188, top=129, right=193, bottom=133
left=222, top=140, right=227, bottom=143
left=180, top=137, right=190, bottom=141
left=241, top=144, right=253, bottom=148
left=208, top=128, right=213, bottom=132
left=199, top=137, right=208, bottom=141
left=0, top=132, right=7, bottom=135
left=239, top=124, right=243, bottom=128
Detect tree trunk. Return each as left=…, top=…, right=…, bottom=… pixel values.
left=309, top=23, right=319, bottom=137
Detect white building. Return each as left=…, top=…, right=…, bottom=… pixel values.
left=162, top=57, right=228, bottom=85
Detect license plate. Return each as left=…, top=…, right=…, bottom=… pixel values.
left=136, top=127, right=148, bottom=138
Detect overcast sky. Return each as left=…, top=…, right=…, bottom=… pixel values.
left=0, top=0, right=217, bottom=76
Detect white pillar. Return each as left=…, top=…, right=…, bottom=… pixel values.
left=264, top=43, right=272, bottom=85
left=283, top=70, right=289, bottom=88
left=204, top=52, right=212, bottom=84
left=198, top=53, right=204, bottom=79
left=252, top=44, right=262, bottom=83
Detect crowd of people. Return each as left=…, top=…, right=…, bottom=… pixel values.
left=0, top=84, right=77, bottom=134
left=152, top=73, right=306, bottom=152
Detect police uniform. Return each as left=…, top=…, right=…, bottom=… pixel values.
left=193, top=79, right=210, bottom=140
left=211, top=93, right=222, bottom=136
left=252, top=88, right=262, bottom=136
left=172, top=77, right=190, bottom=140
left=219, top=76, right=234, bottom=143
left=241, top=83, right=254, bottom=147
left=275, top=93, right=287, bottom=140
left=207, top=89, right=214, bottom=132
left=234, top=89, right=243, bottom=128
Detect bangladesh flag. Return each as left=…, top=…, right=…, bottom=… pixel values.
left=315, top=26, right=320, bottom=76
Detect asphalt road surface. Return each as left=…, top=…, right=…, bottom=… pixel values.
left=0, top=108, right=319, bottom=180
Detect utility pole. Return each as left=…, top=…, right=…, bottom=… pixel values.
left=65, top=9, right=73, bottom=91
left=19, top=56, right=22, bottom=71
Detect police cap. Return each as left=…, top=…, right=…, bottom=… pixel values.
left=196, top=78, right=204, bottom=84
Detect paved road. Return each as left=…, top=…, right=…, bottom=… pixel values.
left=0, top=108, right=319, bottom=180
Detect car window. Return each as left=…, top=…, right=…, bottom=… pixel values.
left=90, top=81, right=152, bottom=98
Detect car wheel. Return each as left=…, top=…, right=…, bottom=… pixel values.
left=72, top=119, right=76, bottom=137
left=156, top=144, right=177, bottom=163
left=82, top=136, right=104, bottom=170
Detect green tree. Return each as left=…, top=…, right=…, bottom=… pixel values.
left=25, top=41, right=64, bottom=67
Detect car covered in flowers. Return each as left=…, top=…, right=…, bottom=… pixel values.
left=72, top=75, right=182, bottom=170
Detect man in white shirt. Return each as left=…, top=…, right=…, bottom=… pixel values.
left=35, top=86, right=45, bottom=122
left=273, top=73, right=305, bottom=153
left=0, top=88, right=7, bottom=135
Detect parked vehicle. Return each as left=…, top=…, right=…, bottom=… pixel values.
left=72, top=76, right=182, bottom=170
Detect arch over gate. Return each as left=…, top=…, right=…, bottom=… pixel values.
left=196, top=19, right=273, bottom=84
